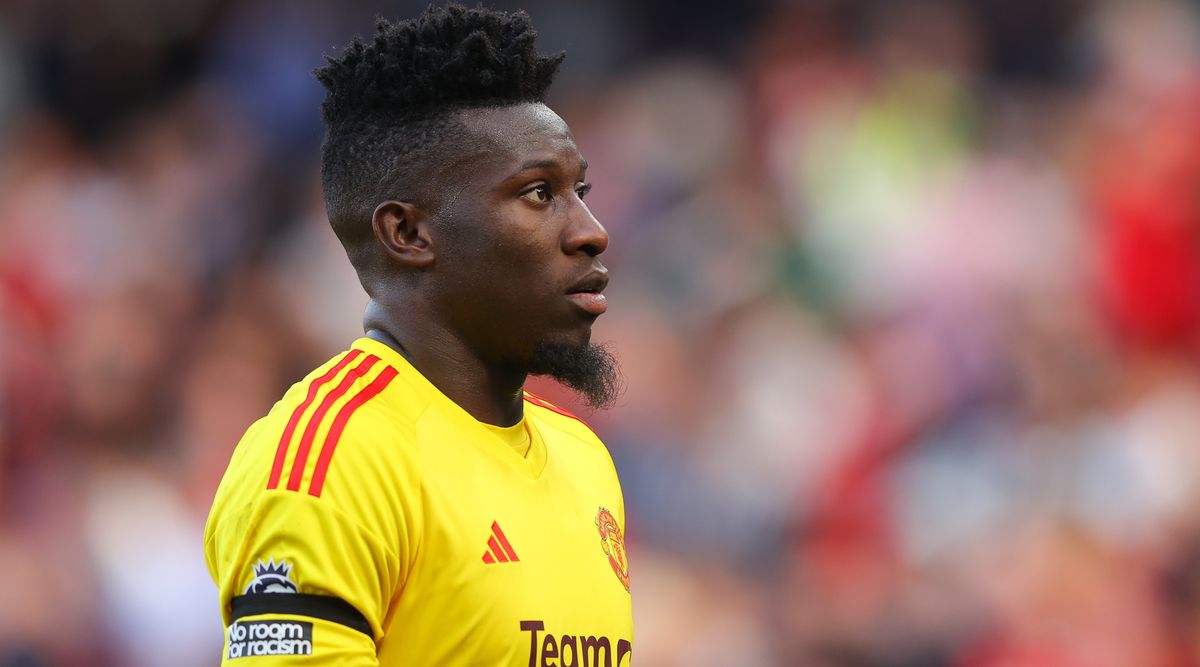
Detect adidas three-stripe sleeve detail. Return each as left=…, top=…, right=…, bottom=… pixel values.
left=268, top=350, right=363, bottom=489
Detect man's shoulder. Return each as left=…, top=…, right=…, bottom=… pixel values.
left=279, top=343, right=427, bottom=421
left=217, top=345, right=425, bottom=500
left=206, top=346, right=427, bottom=577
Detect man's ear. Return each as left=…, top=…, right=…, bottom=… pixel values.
left=372, top=200, right=434, bottom=268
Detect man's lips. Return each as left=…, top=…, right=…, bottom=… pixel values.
left=567, top=291, right=608, bottom=315
left=567, top=270, right=609, bottom=295
left=566, top=270, right=609, bottom=315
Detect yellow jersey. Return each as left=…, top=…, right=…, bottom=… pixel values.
left=204, top=336, right=633, bottom=665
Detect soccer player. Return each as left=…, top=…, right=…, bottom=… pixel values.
left=203, top=5, right=632, bottom=665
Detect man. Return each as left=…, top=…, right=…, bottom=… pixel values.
left=203, top=5, right=632, bottom=665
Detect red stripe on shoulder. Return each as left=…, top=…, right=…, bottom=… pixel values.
left=285, top=354, right=381, bottom=492
left=523, top=391, right=595, bottom=433
left=307, top=365, right=399, bottom=498
left=268, top=349, right=363, bottom=489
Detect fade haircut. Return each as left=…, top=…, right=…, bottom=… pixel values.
left=314, top=4, right=565, bottom=279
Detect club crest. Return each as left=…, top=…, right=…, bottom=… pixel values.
left=244, top=558, right=299, bottom=595
left=595, top=507, right=630, bottom=592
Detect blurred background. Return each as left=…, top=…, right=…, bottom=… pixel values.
left=2, top=0, right=1200, bottom=664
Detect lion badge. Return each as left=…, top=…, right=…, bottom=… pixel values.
left=244, top=558, right=299, bottom=595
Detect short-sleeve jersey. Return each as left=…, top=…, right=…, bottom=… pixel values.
left=203, top=337, right=633, bottom=666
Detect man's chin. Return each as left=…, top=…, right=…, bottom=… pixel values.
left=527, top=341, right=622, bottom=410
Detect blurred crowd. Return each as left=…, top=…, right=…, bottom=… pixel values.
left=3, top=0, right=1200, bottom=665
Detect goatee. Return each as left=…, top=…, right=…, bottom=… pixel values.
left=528, top=341, right=622, bottom=410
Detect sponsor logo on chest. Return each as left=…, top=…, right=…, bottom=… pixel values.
left=521, top=620, right=631, bottom=667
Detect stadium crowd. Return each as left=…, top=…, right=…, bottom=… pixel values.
left=2, top=0, right=1200, bottom=665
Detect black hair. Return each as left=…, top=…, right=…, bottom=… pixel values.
left=529, top=341, right=623, bottom=410
left=314, top=4, right=565, bottom=277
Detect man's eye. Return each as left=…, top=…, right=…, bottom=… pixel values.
left=521, top=185, right=551, bottom=204
left=576, top=182, right=592, bottom=199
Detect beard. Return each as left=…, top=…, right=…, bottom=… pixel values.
left=528, top=341, right=622, bottom=410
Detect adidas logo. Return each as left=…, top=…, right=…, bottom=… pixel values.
left=481, top=521, right=519, bottom=564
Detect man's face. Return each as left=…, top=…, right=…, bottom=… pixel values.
left=426, top=103, right=610, bottom=369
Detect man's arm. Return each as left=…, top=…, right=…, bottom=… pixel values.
left=206, top=492, right=406, bottom=665
left=222, top=608, right=377, bottom=665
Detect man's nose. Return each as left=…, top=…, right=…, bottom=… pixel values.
left=562, top=200, right=609, bottom=257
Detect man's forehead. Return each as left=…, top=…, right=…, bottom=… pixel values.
left=453, top=103, right=580, bottom=171
left=461, top=102, right=571, bottom=141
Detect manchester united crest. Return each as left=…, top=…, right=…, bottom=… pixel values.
left=595, top=507, right=630, bottom=592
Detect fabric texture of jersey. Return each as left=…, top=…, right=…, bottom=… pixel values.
left=204, top=337, right=633, bottom=665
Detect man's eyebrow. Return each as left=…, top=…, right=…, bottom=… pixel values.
left=511, top=157, right=589, bottom=176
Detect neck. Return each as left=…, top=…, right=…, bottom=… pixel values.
left=364, top=301, right=526, bottom=426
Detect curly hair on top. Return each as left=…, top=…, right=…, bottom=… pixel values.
left=315, top=4, right=564, bottom=124
left=315, top=4, right=565, bottom=278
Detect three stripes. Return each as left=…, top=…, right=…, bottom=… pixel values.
left=271, top=350, right=526, bottom=565
left=481, top=521, right=519, bottom=564
left=268, top=349, right=398, bottom=497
